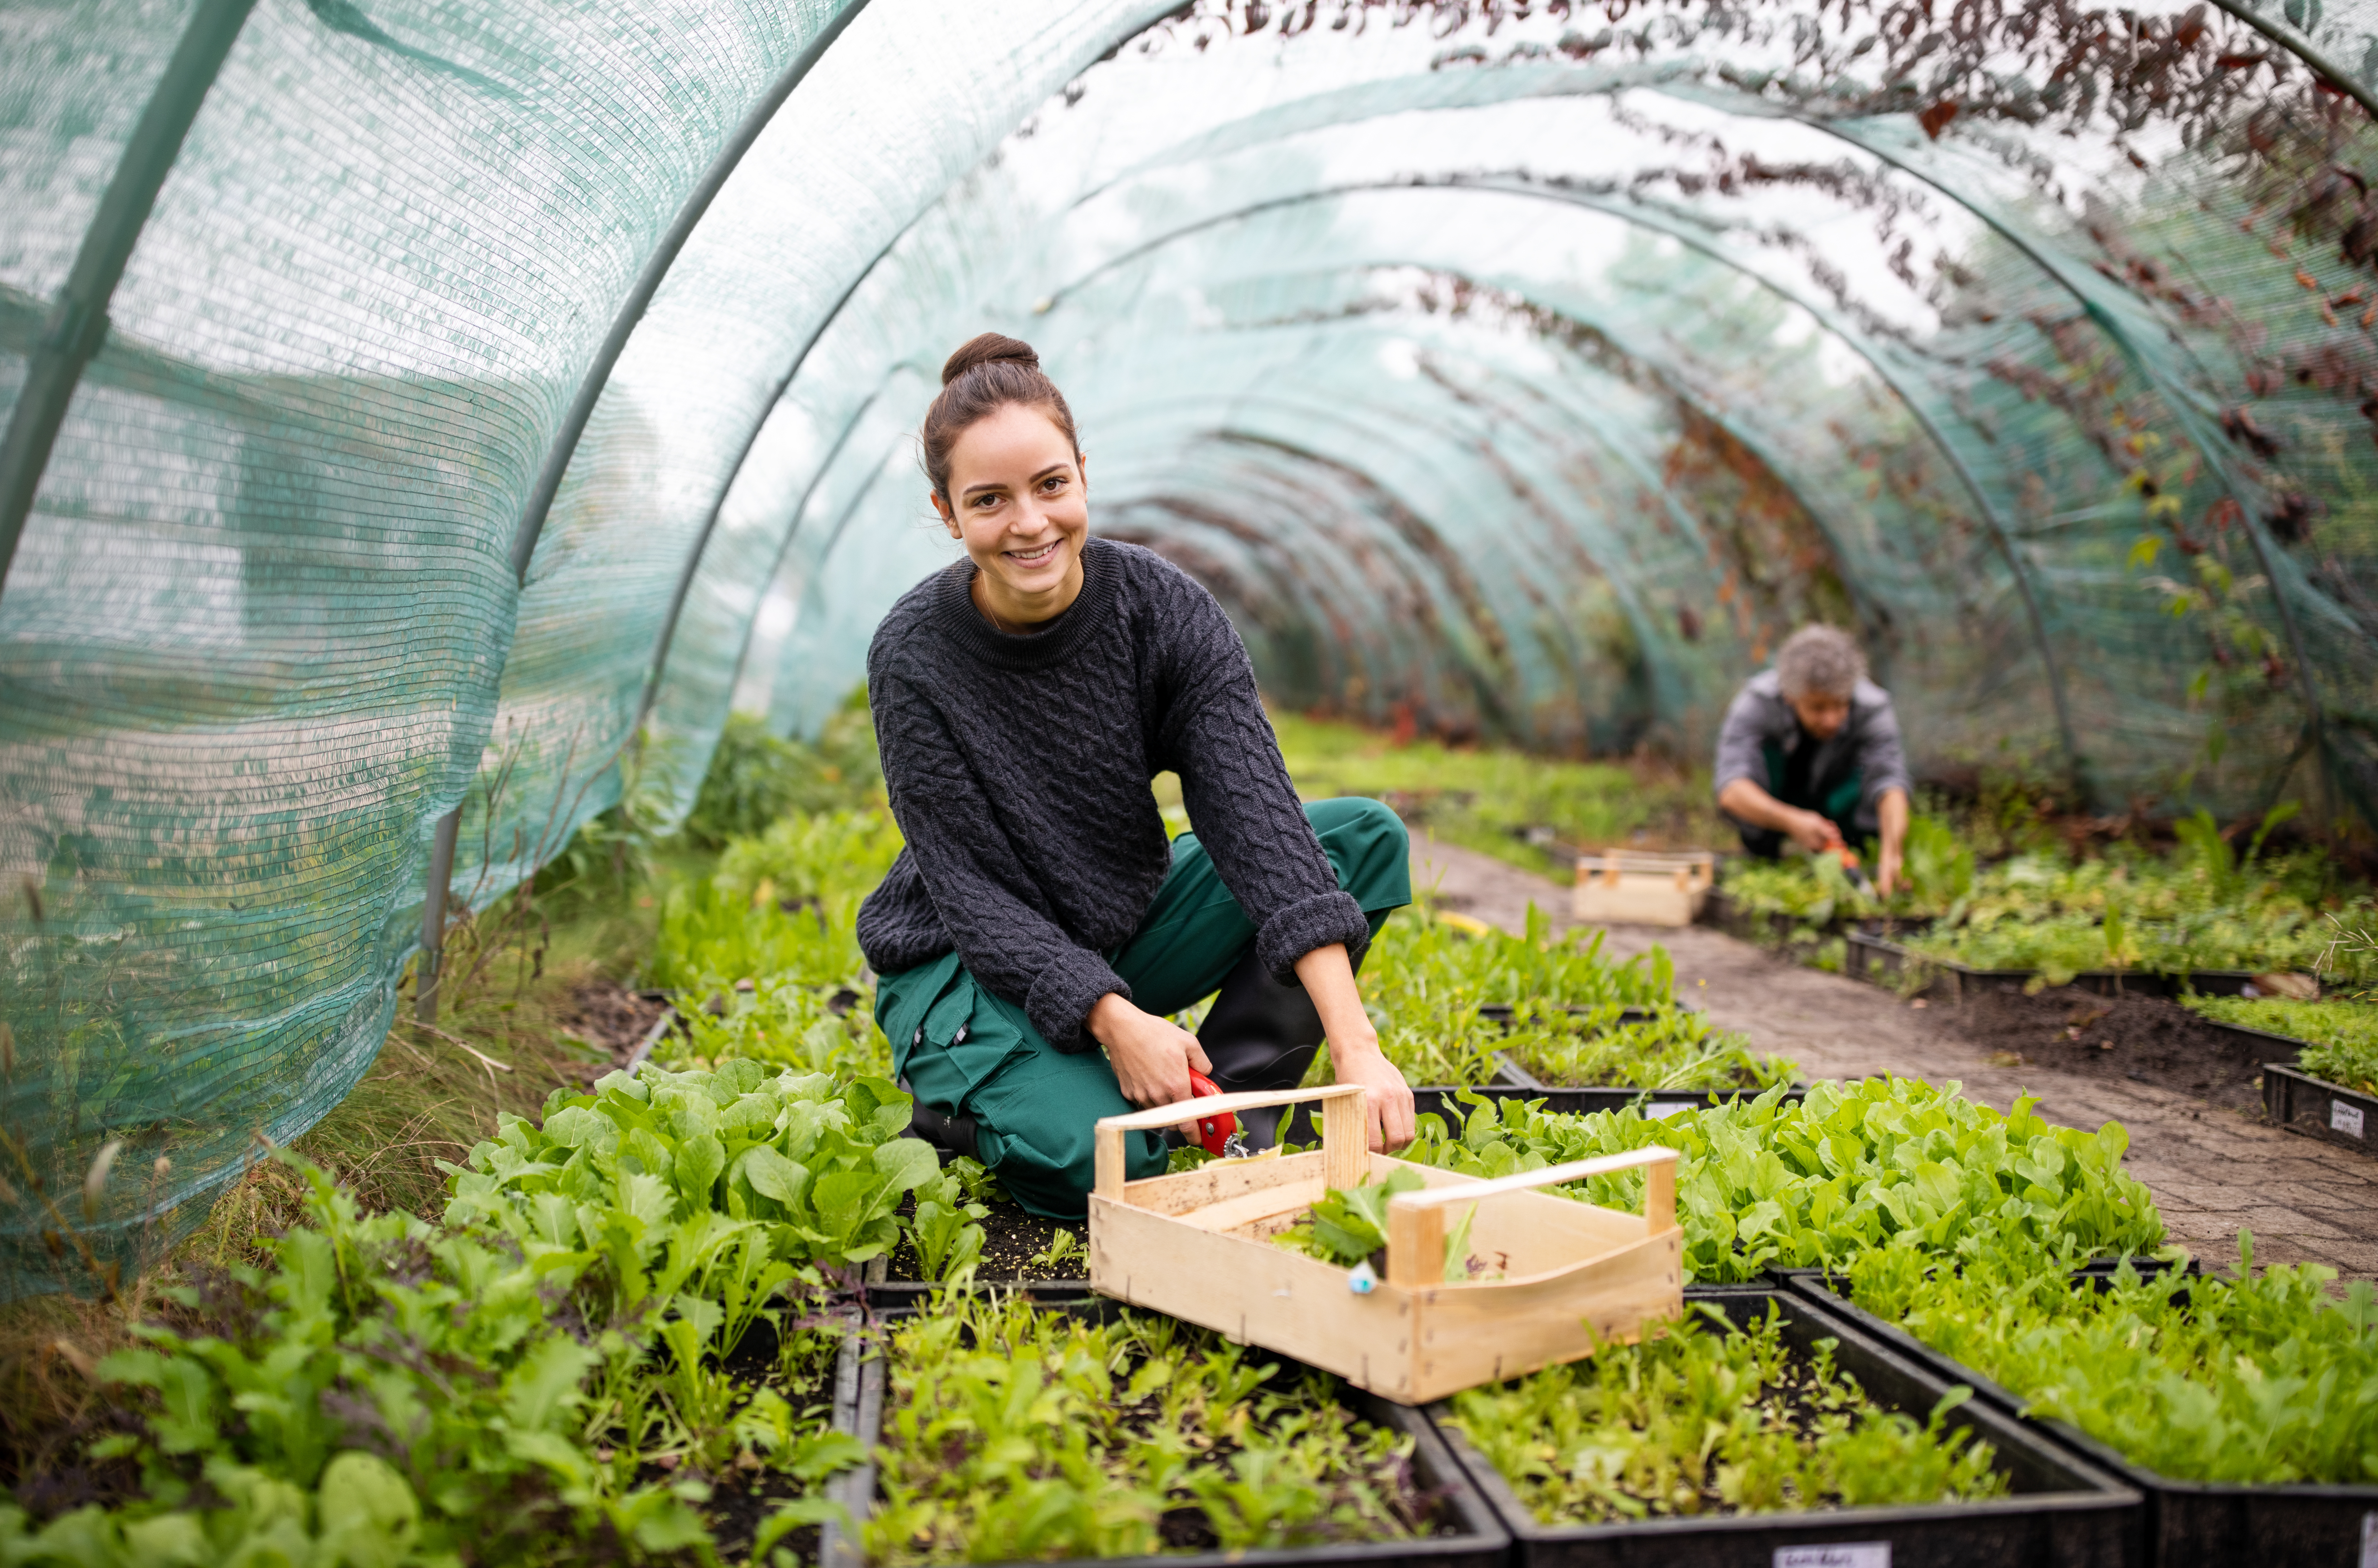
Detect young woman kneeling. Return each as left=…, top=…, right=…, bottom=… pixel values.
left=856, top=333, right=1417, bottom=1220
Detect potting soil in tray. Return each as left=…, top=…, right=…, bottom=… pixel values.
left=878, top=1186, right=1086, bottom=1283
left=613, top=1310, right=859, bottom=1567
left=1801, top=1243, right=2378, bottom=1568
left=1428, top=1287, right=2140, bottom=1568
left=827, top=1294, right=1506, bottom=1568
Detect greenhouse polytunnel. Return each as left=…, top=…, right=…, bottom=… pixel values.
left=5, top=0, right=2378, bottom=1295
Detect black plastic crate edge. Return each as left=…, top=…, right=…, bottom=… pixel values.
left=823, top=1302, right=1512, bottom=1568
left=1778, top=1275, right=2378, bottom=1568
left=1418, top=1286, right=2142, bottom=1568
left=1843, top=934, right=2284, bottom=1006
left=2261, top=1060, right=2378, bottom=1150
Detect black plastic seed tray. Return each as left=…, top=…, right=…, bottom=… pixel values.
left=1475, top=1004, right=1663, bottom=1028
left=1841, top=933, right=2264, bottom=1004
left=2260, top=1059, right=2378, bottom=1154
left=1426, top=1286, right=2143, bottom=1568
left=818, top=1299, right=1511, bottom=1568
left=1783, top=1275, right=2378, bottom=1568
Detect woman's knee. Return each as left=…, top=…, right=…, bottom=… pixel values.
left=978, top=1119, right=1165, bottom=1220
left=1305, top=795, right=1411, bottom=901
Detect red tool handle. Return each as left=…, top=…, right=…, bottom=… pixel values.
left=1186, top=1069, right=1238, bottom=1157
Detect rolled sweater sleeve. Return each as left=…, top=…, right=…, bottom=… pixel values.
left=868, top=674, right=1128, bottom=1049
left=1159, top=593, right=1370, bottom=985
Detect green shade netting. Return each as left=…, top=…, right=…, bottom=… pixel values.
left=2, top=0, right=2376, bottom=1293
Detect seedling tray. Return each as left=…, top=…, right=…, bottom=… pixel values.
left=1090, top=1084, right=1684, bottom=1403
left=1427, top=1285, right=2144, bottom=1568
left=1475, top=1003, right=1664, bottom=1027
left=1784, top=1277, right=2378, bottom=1568
left=2260, top=1059, right=2378, bottom=1153
left=1843, top=933, right=2261, bottom=1004
left=818, top=1300, right=1511, bottom=1568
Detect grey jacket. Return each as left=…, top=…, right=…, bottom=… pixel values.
left=1712, top=669, right=1911, bottom=830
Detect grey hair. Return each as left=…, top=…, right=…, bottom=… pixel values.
left=1775, top=625, right=1866, bottom=700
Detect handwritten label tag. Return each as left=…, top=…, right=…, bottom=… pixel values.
left=2334, top=1100, right=2367, bottom=1140
left=1649, top=1103, right=1692, bottom=1120
left=1776, top=1546, right=1889, bottom=1568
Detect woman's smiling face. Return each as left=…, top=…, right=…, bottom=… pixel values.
left=933, top=401, right=1088, bottom=625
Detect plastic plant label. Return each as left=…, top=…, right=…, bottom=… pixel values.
left=1649, top=1102, right=1693, bottom=1119
left=2334, top=1100, right=2367, bottom=1140
left=1775, top=1546, right=1889, bottom=1568
left=2361, top=1510, right=2377, bottom=1568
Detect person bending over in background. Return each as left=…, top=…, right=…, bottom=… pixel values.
left=855, top=332, right=1417, bottom=1221
left=1713, top=624, right=1912, bottom=896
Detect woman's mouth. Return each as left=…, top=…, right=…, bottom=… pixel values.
left=1004, top=540, right=1062, bottom=568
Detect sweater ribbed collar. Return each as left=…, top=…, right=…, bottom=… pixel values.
left=930, top=536, right=1116, bottom=672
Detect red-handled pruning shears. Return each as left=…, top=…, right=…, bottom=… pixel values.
left=1817, top=828, right=1876, bottom=895
left=1186, top=1069, right=1252, bottom=1159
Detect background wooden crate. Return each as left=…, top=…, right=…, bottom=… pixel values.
left=1571, top=850, right=1715, bottom=927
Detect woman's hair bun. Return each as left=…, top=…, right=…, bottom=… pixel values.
left=941, top=332, right=1040, bottom=387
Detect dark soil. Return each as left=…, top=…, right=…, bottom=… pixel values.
left=702, top=1477, right=820, bottom=1565
left=566, top=978, right=669, bottom=1064
left=675, top=1323, right=843, bottom=1563
left=1944, top=983, right=2270, bottom=1115
left=881, top=1192, right=1083, bottom=1283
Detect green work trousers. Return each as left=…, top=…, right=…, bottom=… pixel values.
left=875, top=796, right=1411, bottom=1219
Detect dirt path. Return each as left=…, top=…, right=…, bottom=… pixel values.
left=1410, top=831, right=2378, bottom=1282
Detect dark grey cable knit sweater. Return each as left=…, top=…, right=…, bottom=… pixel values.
left=857, top=537, right=1370, bottom=1051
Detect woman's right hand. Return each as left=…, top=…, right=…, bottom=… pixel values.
left=1088, top=992, right=1214, bottom=1110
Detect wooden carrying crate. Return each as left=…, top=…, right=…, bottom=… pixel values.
left=1570, top=850, right=1713, bottom=927
left=1088, top=1083, right=1683, bottom=1405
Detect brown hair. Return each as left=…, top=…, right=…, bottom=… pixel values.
left=922, top=332, right=1080, bottom=505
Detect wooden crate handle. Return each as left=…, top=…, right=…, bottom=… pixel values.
left=1384, top=1145, right=1679, bottom=1284
left=1093, top=1082, right=1368, bottom=1198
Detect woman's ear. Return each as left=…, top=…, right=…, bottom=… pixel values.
left=930, top=490, right=958, bottom=537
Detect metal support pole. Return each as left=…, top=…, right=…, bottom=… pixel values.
left=415, top=806, right=461, bottom=1024
left=0, top=0, right=258, bottom=596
